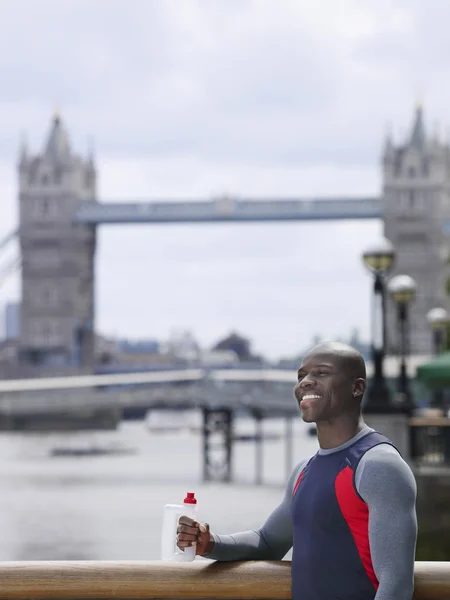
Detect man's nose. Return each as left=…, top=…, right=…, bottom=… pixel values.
left=299, top=376, right=315, bottom=389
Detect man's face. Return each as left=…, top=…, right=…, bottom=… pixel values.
left=294, top=351, right=354, bottom=423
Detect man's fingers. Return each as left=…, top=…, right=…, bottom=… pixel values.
left=176, top=520, right=210, bottom=550
left=177, top=532, right=198, bottom=542
left=178, top=516, right=195, bottom=527
left=177, top=524, right=198, bottom=536
left=177, top=538, right=195, bottom=547
left=177, top=531, right=199, bottom=548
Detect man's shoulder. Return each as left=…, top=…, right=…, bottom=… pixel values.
left=355, top=442, right=417, bottom=500
left=363, top=439, right=402, bottom=458
left=287, top=456, right=313, bottom=492
left=360, top=441, right=408, bottom=469
left=358, top=442, right=413, bottom=476
left=292, top=456, right=312, bottom=478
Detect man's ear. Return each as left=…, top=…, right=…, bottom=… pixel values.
left=352, top=378, right=366, bottom=398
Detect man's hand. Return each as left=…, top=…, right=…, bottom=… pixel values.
left=177, top=516, right=212, bottom=556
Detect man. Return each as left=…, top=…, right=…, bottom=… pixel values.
left=177, top=341, right=418, bottom=600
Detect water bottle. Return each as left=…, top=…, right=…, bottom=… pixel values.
left=161, top=492, right=198, bottom=561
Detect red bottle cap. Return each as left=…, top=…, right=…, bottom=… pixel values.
left=184, top=492, right=197, bottom=504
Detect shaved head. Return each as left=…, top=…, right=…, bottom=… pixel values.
left=304, top=341, right=366, bottom=381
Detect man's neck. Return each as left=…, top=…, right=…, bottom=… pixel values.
left=316, top=415, right=366, bottom=450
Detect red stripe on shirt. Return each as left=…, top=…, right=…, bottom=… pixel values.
left=335, top=465, right=379, bottom=590
left=292, top=469, right=305, bottom=496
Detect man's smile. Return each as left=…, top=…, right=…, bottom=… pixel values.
left=299, top=393, right=323, bottom=408
left=301, top=394, right=322, bottom=400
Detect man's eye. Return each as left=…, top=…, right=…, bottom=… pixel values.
left=317, top=370, right=329, bottom=376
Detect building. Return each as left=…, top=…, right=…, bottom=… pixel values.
left=18, top=112, right=96, bottom=369
left=4, top=302, right=20, bottom=340
left=383, top=106, right=450, bottom=354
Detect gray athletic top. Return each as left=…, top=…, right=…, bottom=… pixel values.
left=206, top=426, right=417, bottom=600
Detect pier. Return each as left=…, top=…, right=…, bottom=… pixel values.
left=0, top=355, right=445, bottom=485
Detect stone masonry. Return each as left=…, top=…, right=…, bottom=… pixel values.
left=383, top=106, right=450, bottom=355
left=18, top=113, right=96, bottom=370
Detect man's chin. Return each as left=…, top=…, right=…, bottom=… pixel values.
left=300, top=410, right=316, bottom=424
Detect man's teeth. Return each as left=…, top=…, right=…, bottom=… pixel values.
left=302, top=394, right=321, bottom=400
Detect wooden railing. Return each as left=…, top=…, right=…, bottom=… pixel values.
left=0, top=560, right=448, bottom=599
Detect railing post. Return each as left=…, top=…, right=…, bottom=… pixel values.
left=409, top=419, right=419, bottom=462
left=202, top=406, right=233, bottom=483
left=252, top=408, right=264, bottom=485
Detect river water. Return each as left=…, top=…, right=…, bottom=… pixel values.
left=0, top=415, right=319, bottom=561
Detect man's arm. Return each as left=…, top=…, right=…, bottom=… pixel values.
left=205, top=459, right=307, bottom=561
left=355, top=445, right=417, bottom=600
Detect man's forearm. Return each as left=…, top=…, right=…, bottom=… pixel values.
left=202, top=459, right=305, bottom=562
left=204, top=530, right=276, bottom=561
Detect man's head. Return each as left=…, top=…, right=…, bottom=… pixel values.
left=294, top=341, right=366, bottom=424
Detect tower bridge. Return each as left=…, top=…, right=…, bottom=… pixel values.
left=3, top=105, right=449, bottom=375
left=73, top=195, right=381, bottom=225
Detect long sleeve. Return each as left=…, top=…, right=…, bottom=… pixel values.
left=355, top=445, right=417, bottom=600
left=205, top=459, right=307, bottom=561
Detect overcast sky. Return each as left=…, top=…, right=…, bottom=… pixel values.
left=0, top=0, right=448, bottom=359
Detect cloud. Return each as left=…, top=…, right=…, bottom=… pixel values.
left=0, top=0, right=446, bottom=357
left=0, top=0, right=421, bottom=165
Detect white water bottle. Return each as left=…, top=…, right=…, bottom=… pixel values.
left=161, top=492, right=198, bottom=562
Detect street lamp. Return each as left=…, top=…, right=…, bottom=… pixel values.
left=362, top=238, right=396, bottom=411
left=426, top=307, right=449, bottom=411
left=388, top=274, right=417, bottom=411
left=426, top=308, right=449, bottom=354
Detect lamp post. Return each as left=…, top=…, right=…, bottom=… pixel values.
left=426, top=307, right=449, bottom=411
left=387, top=274, right=417, bottom=412
left=362, top=238, right=396, bottom=412
left=426, top=308, right=449, bottom=354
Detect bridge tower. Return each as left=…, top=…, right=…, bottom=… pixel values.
left=18, top=112, right=97, bottom=370
left=383, top=105, right=450, bottom=354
